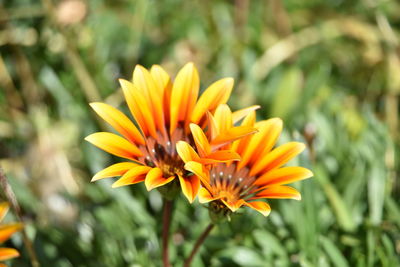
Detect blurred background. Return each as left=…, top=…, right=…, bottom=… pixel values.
left=0, top=0, right=399, bottom=266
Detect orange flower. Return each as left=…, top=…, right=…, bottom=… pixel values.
left=177, top=110, right=313, bottom=216
left=0, top=202, right=23, bottom=262
left=86, top=63, right=256, bottom=202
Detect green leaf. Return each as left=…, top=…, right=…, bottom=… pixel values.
left=270, top=67, right=303, bottom=119
left=320, top=236, right=349, bottom=267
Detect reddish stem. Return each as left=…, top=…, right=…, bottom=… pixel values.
left=162, top=199, right=173, bottom=267
left=184, top=223, right=214, bottom=267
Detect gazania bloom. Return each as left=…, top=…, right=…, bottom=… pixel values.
left=0, top=202, right=23, bottom=263
left=177, top=110, right=313, bottom=216
left=86, top=63, right=256, bottom=202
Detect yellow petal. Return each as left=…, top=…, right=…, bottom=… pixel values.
left=133, top=65, right=165, bottom=132
left=133, top=65, right=160, bottom=95
left=0, top=248, right=20, bottom=261
left=0, top=223, right=23, bottom=243
left=251, top=185, right=301, bottom=200
left=170, top=63, right=199, bottom=134
left=144, top=168, right=174, bottom=191
left=119, top=79, right=157, bottom=138
left=176, top=141, right=200, bottom=163
left=189, top=123, right=211, bottom=157
left=178, top=175, right=200, bottom=203
left=213, top=104, right=232, bottom=134
left=85, top=132, right=143, bottom=160
left=184, top=161, right=211, bottom=190
left=90, top=102, right=145, bottom=145
left=243, top=201, right=271, bottom=216
left=254, top=166, right=313, bottom=188
left=111, top=166, right=152, bottom=188
left=91, top=162, right=139, bottom=182
left=211, top=126, right=258, bottom=148
left=237, top=118, right=282, bottom=170
left=191, top=78, right=234, bottom=124
left=250, top=142, right=306, bottom=176
left=0, top=202, right=9, bottom=222
left=232, top=105, right=260, bottom=124
left=150, top=64, right=171, bottom=93
left=198, top=187, right=217, bottom=203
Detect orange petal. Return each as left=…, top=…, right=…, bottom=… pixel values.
left=243, top=201, right=271, bottom=216
left=184, top=161, right=211, bottom=190
left=237, top=118, right=282, bottom=170
left=198, top=187, right=218, bottom=203
left=89, top=102, right=145, bottom=145
left=176, top=141, right=200, bottom=163
left=202, top=150, right=241, bottom=163
left=211, top=126, right=258, bottom=148
left=0, top=248, right=20, bottom=261
left=119, top=79, right=147, bottom=135
left=133, top=65, right=165, bottom=132
left=119, top=79, right=157, bottom=138
left=206, top=111, right=220, bottom=140
left=254, top=166, right=313, bottom=188
left=251, top=185, right=301, bottom=200
left=255, top=119, right=283, bottom=156
left=111, top=166, right=152, bottom=188
left=221, top=199, right=245, bottom=212
left=85, top=132, right=143, bottom=160
left=0, top=202, right=9, bottom=222
left=151, top=65, right=172, bottom=124
left=170, top=63, right=199, bottom=134
left=189, top=124, right=211, bottom=157
left=144, top=168, right=175, bottom=191
left=250, top=142, right=306, bottom=176
left=178, top=175, right=200, bottom=203
left=0, top=223, right=23, bottom=243
left=91, top=162, right=138, bottom=182
left=232, top=105, right=260, bottom=124
left=191, top=78, right=234, bottom=124
left=231, top=111, right=256, bottom=153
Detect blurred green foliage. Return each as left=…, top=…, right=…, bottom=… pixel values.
left=0, top=0, right=399, bottom=266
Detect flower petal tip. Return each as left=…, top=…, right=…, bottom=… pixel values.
left=89, top=102, right=99, bottom=108
left=111, top=181, right=125, bottom=188
left=144, top=181, right=155, bottom=191
left=305, top=169, right=314, bottom=178
left=261, top=210, right=271, bottom=217
left=186, top=196, right=195, bottom=204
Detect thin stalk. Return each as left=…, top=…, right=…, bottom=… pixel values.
left=0, top=166, right=40, bottom=267
left=184, top=223, right=214, bottom=267
left=162, top=199, right=173, bottom=267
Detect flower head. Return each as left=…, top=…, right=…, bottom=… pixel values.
left=0, top=202, right=23, bottom=262
left=86, top=63, right=255, bottom=202
left=177, top=110, right=313, bottom=216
